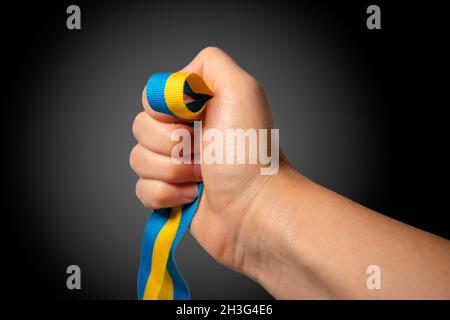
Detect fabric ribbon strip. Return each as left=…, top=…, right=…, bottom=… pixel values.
left=137, top=72, right=213, bottom=300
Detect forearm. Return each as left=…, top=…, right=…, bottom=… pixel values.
left=240, top=165, right=450, bottom=299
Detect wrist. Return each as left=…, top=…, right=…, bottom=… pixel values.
left=235, top=162, right=309, bottom=296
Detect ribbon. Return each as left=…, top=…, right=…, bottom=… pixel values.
left=137, top=72, right=212, bottom=300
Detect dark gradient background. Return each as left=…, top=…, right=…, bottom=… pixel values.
left=2, top=0, right=448, bottom=299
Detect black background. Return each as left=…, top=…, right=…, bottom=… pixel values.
left=1, top=0, right=449, bottom=302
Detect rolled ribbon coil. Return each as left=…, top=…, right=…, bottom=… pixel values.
left=137, top=72, right=212, bottom=300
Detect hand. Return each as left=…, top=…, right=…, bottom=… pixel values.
left=130, top=47, right=288, bottom=273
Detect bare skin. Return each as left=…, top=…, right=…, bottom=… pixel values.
left=130, top=47, right=450, bottom=299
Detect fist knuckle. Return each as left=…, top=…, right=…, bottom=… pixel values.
left=129, top=144, right=142, bottom=172
left=199, top=46, right=224, bottom=59
left=247, top=75, right=262, bottom=92
left=135, top=180, right=150, bottom=208
left=132, top=112, right=145, bottom=138
left=129, top=145, right=137, bottom=170
left=136, top=180, right=160, bottom=209
left=135, top=179, right=143, bottom=199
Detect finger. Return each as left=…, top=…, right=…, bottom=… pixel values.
left=130, top=144, right=202, bottom=183
left=132, top=111, right=194, bottom=156
left=135, top=179, right=198, bottom=209
left=142, top=87, right=191, bottom=124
